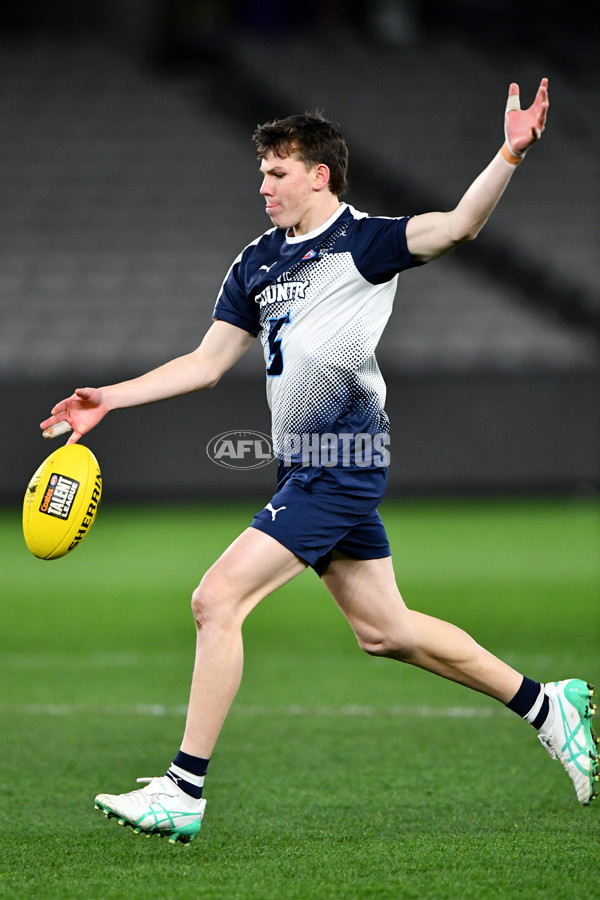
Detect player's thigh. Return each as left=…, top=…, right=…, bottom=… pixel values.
left=193, top=526, right=307, bottom=623
left=321, top=554, right=411, bottom=650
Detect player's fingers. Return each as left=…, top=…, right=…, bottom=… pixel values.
left=536, top=86, right=549, bottom=127
left=530, top=79, right=548, bottom=111
left=506, top=82, right=521, bottom=114
left=48, top=398, right=71, bottom=416
left=47, top=388, right=95, bottom=418
left=531, top=95, right=549, bottom=139
left=42, top=419, right=73, bottom=439
left=74, top=387, right=99, bottom=403
left=40, top=411, right=66, bottom=430
left=66, top=430, right=82, bottom=445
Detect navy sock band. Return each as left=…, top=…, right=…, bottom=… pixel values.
left=506, top=676, right=540, bottom=716
left=165, top=751, right=210, bottom=799
left=172, top=750, right=210, bottom=776
left=506, top=676, right=550, bottom=730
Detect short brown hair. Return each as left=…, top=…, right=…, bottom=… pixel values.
left=253, top=112, right=349, bottom=197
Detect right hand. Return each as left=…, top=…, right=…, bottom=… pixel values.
left=504, top=78, right=549, bottom=157
left=40, top=387, right=108, bottom=444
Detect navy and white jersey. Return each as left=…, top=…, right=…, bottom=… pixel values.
left=213, top=203, right=421, bottom=466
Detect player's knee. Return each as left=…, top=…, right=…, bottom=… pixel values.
left=190, top=567, right=243, bottom=629
left=191, top=583, right=207, bottom=628
left=353, top=622, right=387, bottom=655
left=190, top=571, right=226, bottom=629
left=355, top=624, right=417, bottom=660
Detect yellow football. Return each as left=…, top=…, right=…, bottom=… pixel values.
left=23, top=444, right=102, bottom=560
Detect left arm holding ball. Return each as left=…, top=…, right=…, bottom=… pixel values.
left=406, top=77, right=549, bottom=263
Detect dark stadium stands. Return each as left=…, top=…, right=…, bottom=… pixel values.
left=1, top=24, right=597, bottom=496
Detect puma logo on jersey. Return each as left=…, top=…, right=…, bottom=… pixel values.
left=260, top=262, right=277, bottom=273
left=265, top=503, right=287, bottom=521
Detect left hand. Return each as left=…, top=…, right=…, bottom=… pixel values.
left=505, top=77, right=549, bottom=157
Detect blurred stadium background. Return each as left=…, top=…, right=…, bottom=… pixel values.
left=0, top=0, right=598, bottom=501
left=1, top=8, right=599, bottom=896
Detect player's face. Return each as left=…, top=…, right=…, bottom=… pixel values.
left=259, top=152, right=326, bottom=235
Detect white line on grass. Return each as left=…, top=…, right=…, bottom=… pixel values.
left=0, top=703, right=510, bottom=718
left=0, top=652, right=564, bottom=670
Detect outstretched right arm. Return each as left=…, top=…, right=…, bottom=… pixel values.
left=40, top=320, right=255, bottom=444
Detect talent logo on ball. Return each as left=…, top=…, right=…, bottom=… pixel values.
left=206, top=431, right=275, bottom=470
left=39, top=473, right=80, bottom=519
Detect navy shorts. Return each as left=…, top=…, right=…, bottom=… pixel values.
left=251, top=464, right=391, bottom=576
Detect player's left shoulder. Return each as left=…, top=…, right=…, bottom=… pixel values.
left=341, top=208, right=420, bottom=280
left=341, top=206, right=411, bottom=247
left=351, top=207, right=411, bottom=227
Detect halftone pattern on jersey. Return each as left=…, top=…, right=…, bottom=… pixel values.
left=214, top=204, right=420, bottom=467
left=262, top=250, right=394, bottom=461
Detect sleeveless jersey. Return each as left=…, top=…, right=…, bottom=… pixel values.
left=213, top=203, right=421, bottom=466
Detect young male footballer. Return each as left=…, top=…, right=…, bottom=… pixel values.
left=41, top=77, right=598, bottom=844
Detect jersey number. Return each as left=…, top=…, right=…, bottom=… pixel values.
left=266, top=312, right=291, bottom=376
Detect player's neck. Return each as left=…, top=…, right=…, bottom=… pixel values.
left=289, top=196, right=342, bottom=238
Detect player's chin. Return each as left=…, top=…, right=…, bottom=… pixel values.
left=265, top=205, right=285, bottom=224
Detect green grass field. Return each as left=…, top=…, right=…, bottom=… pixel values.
left=1, top=498, right=599, bottom=900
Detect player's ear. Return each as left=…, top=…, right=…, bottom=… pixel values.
left=313, top=163, right=331, bottom=192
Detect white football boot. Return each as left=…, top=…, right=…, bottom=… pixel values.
left=538, top=679, right=598, bottom=805
left=95, top=776, right=206, bottom=844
